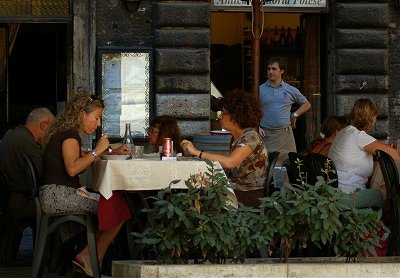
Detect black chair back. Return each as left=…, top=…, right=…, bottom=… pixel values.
left=0, top=169, right=10, bottom=215
left=20, top=152, right=39, bottom=199
left=376, top=150, right=400, bottom=256
left=264, top=151, right=280, bottom=196
left=305, top=153, right=338, bottom=187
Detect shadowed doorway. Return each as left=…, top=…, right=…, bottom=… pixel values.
left=0, top=23, right=68, bottom=136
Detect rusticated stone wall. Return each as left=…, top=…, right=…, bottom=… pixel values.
left=96, top=0, right=211, bottom=137
left=388, top=0, right=400, bottom=139
left=152, top=0, right=211, bottom=136
left=327, top=0, right=390, bottom=138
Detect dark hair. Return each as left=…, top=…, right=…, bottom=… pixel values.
left=150, top=115, right=182, bottom=153
left=348, top=99, right=378, bottom=131
left=222, top=89, right=262, bottom=129
left=306, top=116, right=348, bottom=154
left=267, top=57, right=286, bottom=71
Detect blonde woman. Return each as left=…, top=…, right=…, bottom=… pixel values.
left=41, top=93, right=131, bottom=276
left=328, top=99, right=400, bottom=208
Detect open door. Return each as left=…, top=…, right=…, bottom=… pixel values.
left=0, top=24, right=8, bottom=126
left=0, top=23, right=68, bottom=138
left=301, top=14, right=321, bottom=147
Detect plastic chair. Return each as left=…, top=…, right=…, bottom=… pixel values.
left=20, top=153, right=101, bottom=278
left=264, top=151, right=280, bottom=197
left=305, top=153, right=338, bottom=187
left=376, top=150, right=400, bottom=256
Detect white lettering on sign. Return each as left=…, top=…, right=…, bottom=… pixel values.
left=213, top=0, right=326, bottom=8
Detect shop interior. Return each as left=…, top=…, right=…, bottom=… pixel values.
left=210, top=11, right=322, bottom=151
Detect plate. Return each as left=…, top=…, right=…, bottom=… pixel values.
left=210, top=130, right=231, bottom=135
left=100, top=154, right=129, bottom=160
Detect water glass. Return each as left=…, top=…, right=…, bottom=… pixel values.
left=132, top=146, right=144, bottom=159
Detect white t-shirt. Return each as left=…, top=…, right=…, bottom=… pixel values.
left=328, top=125, right=376, bottom=193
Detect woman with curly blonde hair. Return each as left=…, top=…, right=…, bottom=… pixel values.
left=41, top=93, right=131, bottom=276
left=181, top=89, right=268, bottom=208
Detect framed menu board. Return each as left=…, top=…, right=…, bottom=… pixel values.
left=97, top=47, right=153, bottom=140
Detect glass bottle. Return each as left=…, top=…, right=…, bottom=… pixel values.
left=295, top=26, right=301, bottom=47
left=122, top=123, right=134, bottom=156
left=285, top=27, right=293, bottom=47
left=280, top=26, right=286, bottom=46
left=272, top=26, right=280, bottom=46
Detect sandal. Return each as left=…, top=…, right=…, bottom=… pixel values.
left=72, top=258, right=93, bottom=277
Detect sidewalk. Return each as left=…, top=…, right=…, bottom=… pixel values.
left=0, top=228, right=77, bottom=278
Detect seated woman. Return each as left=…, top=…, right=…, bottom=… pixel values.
left=328, top=99, right=400, bottom=209
left=181, top=89, right=268, bottom=208
left=146, top=115, right=182, bottom=154
left=40, top=93, right=132, bottom=276
left=305, top=116, right=348, bottom=156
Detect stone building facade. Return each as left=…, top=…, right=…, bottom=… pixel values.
left=1, top=0, right=400, bottom=139
left=86, top=0, right=400, bottom=139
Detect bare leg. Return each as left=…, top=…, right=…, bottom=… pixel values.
left=76, top=222, right=124, bottom=272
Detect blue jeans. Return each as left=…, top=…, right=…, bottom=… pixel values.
left=338, top=188, right=384, bottom=209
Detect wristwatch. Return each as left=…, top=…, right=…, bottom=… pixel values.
left=91, top=150, right=97, bottom=157
left=291, top=112, right=299, bottom=118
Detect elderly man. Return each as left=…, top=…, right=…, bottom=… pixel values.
left=0, top=107, right=55, bottom=261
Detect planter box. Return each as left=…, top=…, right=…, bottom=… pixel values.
left=112, top=257, right=400, bottom=278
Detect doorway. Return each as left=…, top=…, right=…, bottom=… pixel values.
left=0, top=23, right=68, bottom=136
left=210, top=11, right=323, bottom=152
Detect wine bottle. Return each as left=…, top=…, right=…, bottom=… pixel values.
left=122, top=123, right=134, bottom=156
left=295, top=26, right=300, bottom=47
left=285, top=27, right=293, bottom=47
left=280, top=26, right=285, bottom=46
left=272, top=26, right=280, bottom=46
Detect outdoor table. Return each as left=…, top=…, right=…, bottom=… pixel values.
left=91, top=155, right=224, bottom=199
left=89, top=155, right=229, bottom=259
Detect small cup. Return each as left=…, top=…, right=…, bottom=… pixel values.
left=132, top=146, right=144, bottom=159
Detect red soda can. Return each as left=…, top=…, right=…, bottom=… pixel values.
left=163, top=138, right=173, bottom=157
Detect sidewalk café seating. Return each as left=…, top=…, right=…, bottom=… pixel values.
left=285, top=152, right=338, bottom=187
left=305, top=153, right=338, bottom=188
left=264, top=151, right=280, bottom=197
left=20, top=153, right=101, bottom=278
left=376, top=150, right=400, bottom=256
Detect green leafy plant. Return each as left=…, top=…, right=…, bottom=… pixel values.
left=132, top=160, right=275, bottom=264
left=133, top=158, right=387, bottom=264
left=260, top=157, right=387, bottom=262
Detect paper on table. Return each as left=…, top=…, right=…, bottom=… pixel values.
left=76, top=186, right=100, bottom=201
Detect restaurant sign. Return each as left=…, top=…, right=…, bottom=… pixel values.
left=211, top=0, right=328, bottom=12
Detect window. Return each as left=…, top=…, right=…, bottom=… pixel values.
left=97, top=47, right=153, bottom=140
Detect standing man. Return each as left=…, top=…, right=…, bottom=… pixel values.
left=259, top=57, right=311, bottom=165
left=0, top=107, right=55, bottom=261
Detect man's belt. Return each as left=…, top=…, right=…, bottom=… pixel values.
left=260, top=125, right=290, bottom=132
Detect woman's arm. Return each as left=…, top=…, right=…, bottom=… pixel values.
left=181, top=139, right=252, bottom=169
left=62, top=134, right=110, bottom=177
left=363, top=140, right=400, bottom=160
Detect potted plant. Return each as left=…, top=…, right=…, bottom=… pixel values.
left=132, top=158, right=386, bottom=265
left=132, top=160, right=275, bottom=264
left=260, top=157, right=386, bottom=262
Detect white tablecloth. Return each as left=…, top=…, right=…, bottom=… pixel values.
left=92, top=157, right=224, bottom=199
